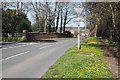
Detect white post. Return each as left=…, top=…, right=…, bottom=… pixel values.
left=78, top=24, right=80, bottom=50
left=74, top=7, right=83, bottom=50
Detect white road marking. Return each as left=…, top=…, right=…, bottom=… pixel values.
left=2, top=43, right=38, bottom=50
left=8, top=47, right=13, bottom=48
left=2, top=48, right=7, bottom=50
left=29, top=43, right=37, bottom=45
left=17, top=45, right=24, bottom=47
left=0, top=59, right=2, bottom=62
left=0, top=42, right=64, bottom=61
left=39, top=46, right=47, bottom=49
left=47, top=45, right=52, bottom=47
left=39, top=44, right=53, bottom=50
left=4, top=51, right=30, bottom=61
left=21, top=45, right=26, bottom=47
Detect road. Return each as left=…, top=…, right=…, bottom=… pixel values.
left=0, top=38, right=77, bottom=78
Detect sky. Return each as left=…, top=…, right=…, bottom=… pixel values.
left=2, top=0, right=119, bottom=28
left=24, top=0, right=86, bottom=27
left=27, top=2, right=85, bottom=28
left=27, top=12, right=85, bottom=27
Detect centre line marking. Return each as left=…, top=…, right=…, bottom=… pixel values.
left=2, top=48, right=7, bottom=50
left=9, top=47, right=13, bottom=48
left=4, top=51, right=30, bottom=60
left=0, top=59, right=3, bottom=62
left=2, top=43, right=38, bottom=50
left=39, top=46, right=47, bottom=49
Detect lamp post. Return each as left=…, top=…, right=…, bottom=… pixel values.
left=74, top=7, right=83, bottom=50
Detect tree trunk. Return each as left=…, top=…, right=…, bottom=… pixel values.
left=56, top=10, right=60, bottom=32
left=94, top=24, right=98, bottom=37
left=48, top=25, right=51, bottom=32
left=94, top=17, right=99, bottom=37
left=53, top=2, right=57, bottom=32
left=109, top=3, right=118, bottom=41
left=44, top=2, right=48, bottom=33
left=63, top=10, right=68, bottom=33
left=110, top=3, right=116, bottom=30
left=36, top=14, right=40, bottom=32
left=31, top=2, right=41, bottom=32
left=60, top=8, right=63, bottom=33
left=48, top=7, right=51, bottom=32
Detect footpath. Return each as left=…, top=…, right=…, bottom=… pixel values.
left=98, top=38, right=119, bottom=79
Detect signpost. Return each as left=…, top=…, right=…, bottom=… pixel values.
left=74, top=16, right=81, bottom=50
left=74, top=7, right=83, bottom=50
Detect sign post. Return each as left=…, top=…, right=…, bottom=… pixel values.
left=74, top=7, right=83, bottom=50
left=78, top=24, right=80, bottom=50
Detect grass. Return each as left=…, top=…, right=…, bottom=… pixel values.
left=42, top=37, right=112, bottom=78
left=104, top=38, right=120, bottom=53
left=0, top=37, right=2, bottom=41
left=104, top=39, right=118, bottom=47
left=2, top=37, right=21, bottom=42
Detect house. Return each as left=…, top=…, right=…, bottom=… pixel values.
left=65, top=27, right=89, bottom=36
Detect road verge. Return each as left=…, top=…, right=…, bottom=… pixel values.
left=42, top=37, right=112, bottom=78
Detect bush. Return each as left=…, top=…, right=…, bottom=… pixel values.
left=65, top=31, right=74, bottom=37
left=16, top=19, right=32, bottom=33
left=74, top=31, right=78, bottom=37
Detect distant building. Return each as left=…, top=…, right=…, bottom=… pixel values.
left=58, top=27, right=89, bottom=36
left=65, top=27, right=78, bottom=34
left=66, top=27, right=89, bottom=34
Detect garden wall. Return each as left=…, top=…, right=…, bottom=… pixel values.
left=28, top=32, right=73, bottom=41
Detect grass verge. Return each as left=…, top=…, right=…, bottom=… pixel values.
left=2, top=37, right=21, bottom=42
left=42, top=37, right=112, bottom=78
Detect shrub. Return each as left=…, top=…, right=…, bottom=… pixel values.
left=16, top=19, right=32, bottom=33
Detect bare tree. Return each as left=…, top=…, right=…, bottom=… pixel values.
left=44, top=1, right=48, bottom=32
left=30, top=2, right=41, bottom=32
left=55, top=2, right=60, bottom=32
left=60, top=3, right=63, bottom=33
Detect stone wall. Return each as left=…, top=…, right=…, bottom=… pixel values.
left=22, top=32, right=73, bottom=41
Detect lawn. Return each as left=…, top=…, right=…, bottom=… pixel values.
left=42, top=37, right=112, bottom=78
